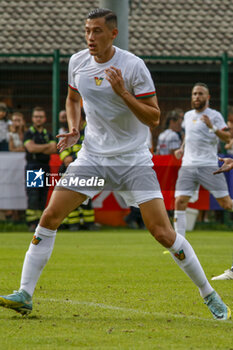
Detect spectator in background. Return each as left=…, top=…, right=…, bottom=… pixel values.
left=0, top=102, right=10, bottom=151
left=9, top=112, right=26, bottom=152
left=24, top=106, right=57, bottom=231
left=156, top=110, right=183, bottom=155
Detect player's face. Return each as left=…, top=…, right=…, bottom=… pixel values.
left=191, top=86, right=210, bottom=111
left=85, top=18, right=118, bottom=62
left=32, top=112, right=46, bottom=127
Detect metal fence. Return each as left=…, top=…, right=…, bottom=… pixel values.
left=0, top=51, right=233, bottom=137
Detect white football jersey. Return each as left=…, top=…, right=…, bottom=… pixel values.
left=157, top=129, right=181, bottom=155
left=68, top=46, right=156, bottom=156
left=182, top=107, right=227, bottom=166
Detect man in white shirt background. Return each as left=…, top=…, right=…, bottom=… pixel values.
left=174, top=83, right=233, bottom=280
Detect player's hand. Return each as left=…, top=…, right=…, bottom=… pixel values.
left=56, top=128, right=80, bottom=152
left=174, top=148, right=183, bottom=159
left=201, top=114, right=212, bottom=128
left=105, top=66, right=126, bottom=97
left=213, top=157, right=233, bottom=174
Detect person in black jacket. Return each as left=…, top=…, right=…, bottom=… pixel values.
left=24, top=106, right=57, bottom=231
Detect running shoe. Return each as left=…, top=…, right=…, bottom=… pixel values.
left=0, top=289, right=32, bottom=315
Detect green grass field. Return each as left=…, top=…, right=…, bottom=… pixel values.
left=0, top=229, right=232, bottom=350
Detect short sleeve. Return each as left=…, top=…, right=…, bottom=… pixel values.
left=131, top=59, right=156, bottom=99
left=68, top=55, right=79, bottom=93
left=213, top=112, right=227, bottom=130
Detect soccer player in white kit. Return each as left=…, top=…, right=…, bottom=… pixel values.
left=174, top=83, right=233, bottom=280
left=156, top=110, right=183, bottom=155
left=0, top=9, right=231, bottom=320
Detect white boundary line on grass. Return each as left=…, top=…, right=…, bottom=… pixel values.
left=38, top=298, right=232, bottom=323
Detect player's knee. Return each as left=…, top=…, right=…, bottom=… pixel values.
left=149, top=224, right=175, bottom=247
left=40, top=207, right=62, bottom=229
left=175, top=196, right=188, bottom=210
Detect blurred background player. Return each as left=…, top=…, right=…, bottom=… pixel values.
left=24, top=106, right=57, bottom=231
left=174, top=82, right=233, bottom=239
left=59, top=108, right=98, bottom=231
left=156, top=109, right=183, bottom=155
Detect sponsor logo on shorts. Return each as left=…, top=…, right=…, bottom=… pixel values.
left=174, top=249, right=185, bottom=260
left=94, top=77, right=104, bottom=86
left=32, top=235, right=42, bottom=245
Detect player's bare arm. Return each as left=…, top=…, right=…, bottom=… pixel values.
left=213, top=157, right=233, bottom=174
left=57, top=88, right=80, bottom=152
left=201, top=114, right=231, bottom=143
left=174, top=139, right=185, bottom=159
left=105, top=66, right=160, bottom=128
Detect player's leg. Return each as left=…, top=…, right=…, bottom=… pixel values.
left=139, top=198, right=231, bottom=320
left=216, top=195, right=233, bottom=211
left=174, top=195, right=190, bottom=237
left=174, top=166, right=198, bottom=237
left=0, top=188, right=86, bottom=315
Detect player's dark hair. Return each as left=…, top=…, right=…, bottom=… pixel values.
left=165, top=110, right=181, bottom=129
left=193, top=82, right=209, bottom=93
left=87, top=8, right=117, bottom=28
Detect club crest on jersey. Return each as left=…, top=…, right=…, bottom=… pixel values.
left=94, top=77, right=104, bottom=86
left=174, top=249, right=185, bottom=260
left=32, top=235, right=42, bottom=245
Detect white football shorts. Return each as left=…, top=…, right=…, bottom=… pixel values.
left=56, top=147, right=163, bottom=207
left=175, top=165, right=229, bottom=199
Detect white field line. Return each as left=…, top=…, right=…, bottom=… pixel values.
left=37, top=297, right=232, bottom=323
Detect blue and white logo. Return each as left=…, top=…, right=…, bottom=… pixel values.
left=26, top=168, right=45, bottom=187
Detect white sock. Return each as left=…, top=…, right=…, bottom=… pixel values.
left=20, top=225, right=57, bottom=297
left=174, top=210, right=186, bottom=237
left=168, top=233, right=213, bottom=298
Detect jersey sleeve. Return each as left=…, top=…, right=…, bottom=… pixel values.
left=131, top=59, right=156, bottom=99
left=68, top=54, right=79, bottom=93
left=213, top=112, right=228, bottom=130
